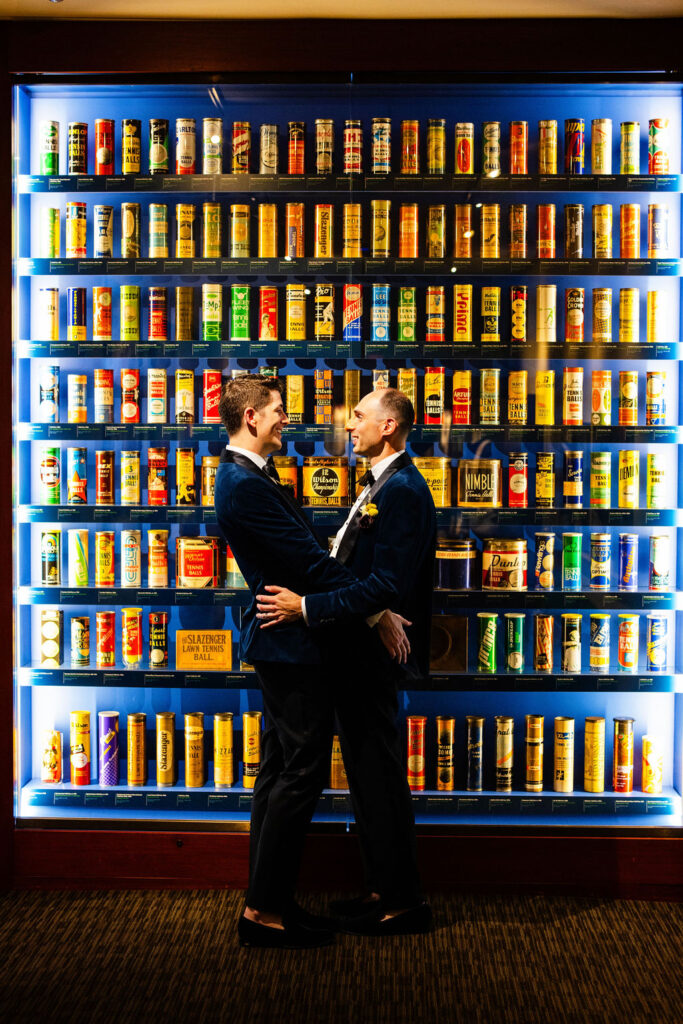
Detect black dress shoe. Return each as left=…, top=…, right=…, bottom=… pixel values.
left=238, top=915, right=334, bottom=949
left=287, top=903, right=337, bottom=932
left=338, top=901, right=432, bottom=936
left=329, top=894, right=382, bottom=918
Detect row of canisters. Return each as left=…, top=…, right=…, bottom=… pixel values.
left=36, top=116, right=673, bottom=177
left=35, top=363, right=670, bottom=428
left=474, top=610, right=669, bottom=675
left=38, top=199, right=674, bottom=261
left=37, top=532, right=242, bottom=589
left=33, top=448, right=672, bottom=513
left=40, top=709, right=261, bottom=789
left=436, top=532, right=670, bottom=593
left=34, top=283, right=672, bottom=347
left=406, top=451, right=668, bottom=511
left=38, top=608, right=235, bottom=669
left=406, top=715, right=663, bottom=794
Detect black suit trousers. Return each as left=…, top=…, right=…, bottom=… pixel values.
left=247, top=660, right=335, bottom=913
left=332, top=636, right=421, bottom=908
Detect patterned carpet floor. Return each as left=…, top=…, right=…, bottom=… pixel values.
left=0, top=889, right=681, bottom=1024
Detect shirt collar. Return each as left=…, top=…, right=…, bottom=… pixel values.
left=368, top=449, right=406, bottom=483
left=224, top=444, right=268, bottom=471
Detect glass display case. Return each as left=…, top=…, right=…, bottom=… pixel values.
left=12, top=78, right=683, bottom=830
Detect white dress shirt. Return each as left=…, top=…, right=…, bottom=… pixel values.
left=302, top=449, right=406, bottom=626
left=224, top=443, right=268, bottom=472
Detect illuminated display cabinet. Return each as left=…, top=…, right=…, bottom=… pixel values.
left=12, top=78, right=683, bottom=832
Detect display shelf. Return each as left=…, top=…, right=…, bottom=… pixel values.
left=411, top=426, right=680, bottom=444
left=366, top=343, right=680, bottom=360
left=19, top=340, right=680, bottom=361
left=18, top=340, right=361, bottom=359
left=17, top=423, right=679, bottom=444
left=20, top=780, right=679, bottom=818
left=18, top=585, right=250, bottom=606
left=17, top=257, right=683, bottom=277
left=435, top=509, right=678, bottom=526
left=18, top=507, right=680, bottom=528
left=17, top=667, right=678, bottom=693
left=16, top=172, right=683, bottom=194
left=439, top=590, right=677, bottom=610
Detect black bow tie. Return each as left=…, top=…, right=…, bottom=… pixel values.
left=263, top=458, right=280, bottom=483
left=357, top=469, right=375, bottom=489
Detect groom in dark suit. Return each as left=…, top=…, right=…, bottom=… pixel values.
left=214, top=375, right=413, bottom=949
left=257, top=387, right=436, bottom=935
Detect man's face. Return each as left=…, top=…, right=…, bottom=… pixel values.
left=346, top=391, right=393, bottom=456
left=250, top=390, right=289, bottom=455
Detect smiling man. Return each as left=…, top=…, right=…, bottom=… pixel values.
left=257, top=387, right=437, bottom=935
left=213, top=375, right=414, bottom=949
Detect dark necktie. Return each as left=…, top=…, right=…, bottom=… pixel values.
left=263, top=458, right=280, bottom=483
left=356, top=469, right=375, bottom=490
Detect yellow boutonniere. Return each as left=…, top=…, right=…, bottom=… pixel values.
left=358, top=502, right=379, bottom=529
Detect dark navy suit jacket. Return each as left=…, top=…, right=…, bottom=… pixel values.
left=214, top=450, right=414, bottom=665
left=304, top=452, right=437, bottom=680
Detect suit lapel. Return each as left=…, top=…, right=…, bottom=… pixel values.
left=336, top=452, right=412, bottom=565
left=220, top=449, right=318, bottom=540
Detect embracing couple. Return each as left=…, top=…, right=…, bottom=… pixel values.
left=214, top=373, right=436, bottom=948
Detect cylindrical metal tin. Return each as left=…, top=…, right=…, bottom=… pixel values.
left=618, top=370, right=638, bottom=426
left=613, top=717, right=635, bottom=791
left=618, top=617, right=639, bottom=673
left=371, top=199, right=391, bottom=258
left=453, top=284, right=473, bottom=344
left=301, top=456, right=349, bottom=507
left=65, top=201, right=86, bottom=259
left=231, top=120, right=250, bottom=174
left=480, top=204, right=500, bottom=259
left=482, top=538, right=526, bottom=590
left=454, top=122, right=474, bottom=174
left=525, top=714, right=543, bottom=792
left=592, top=118, right=612, bottom=175
left=156, top=712, right=176, bottom=787
left=479, top=366, right=501, bottom=424
left=495, top=716, right=514, bottom=791
left=458, top=458, right=503, bottom=509
left=646, top=613, right=668, bottom=673
left=620, top=121, right=640, bottom=174
left=590, top=533, right=611, bottom=590
left=148, top=611, right=168, bottom=669
left=648, top=118, right=670, bottom=175
left=565, top=118, right=585, bottom=174
left=435, top=539, right=476, bottom=590
left=477, top=613, right=498, bottom=674
left=536, top=283, right=557, bottom=344
left=532, top=531, right=555, bottom=593
left=67, top=122, right=88, bottom=175
left=561, top=616, right=581, bottom=674
left=70, top=616, right=89, bottom=668
left=413, top=457, right=451, bottom=508
left=620, top=203, right=640, bottom=259
left=406, top=716, right=427, bottom=791
left=259, top=124, right=278, bottom=174
left=398, top=203, right=419, bottom=258
left=563, top=451, right=584, bottom=509
left=147, top=447, right=168, bottom=507
left=562, top=532, right=582, bottom=591
left=214, top=712, right=235, bottom=788
left=371, top=117, right=392, bottom=175
left=98, top=710, right=119, bottom=786
left=505, top=613, right=525, bottom=674
left=647, top=203, right=669, bottom=257
left=618, top=450, right=639, bottom=509
left=126, top=713, right=146, bottom=787
left=537, top=203, right=556, bottom=259
left=553, top=716, right=575, bottom=793
left=510, top=286, right=527, bottom=346
left=70, top=711, right=90, bottom=785
left=243, top=711, right=262, bottom=788
left=453, top=204, right=472, bottom=259
left=535, top=370, right=555, bottom=425
left=562, top=366, right=583, bottom=426
left=175, top=117, right=196, bottom=174
left=185, top=712, right=205, bottom=788
left=508, top=452, right=528, bottom=508
left=534, top=614, right=554, bottom=673
left=436, top=716, right=455, bottom=792
left=94, top=118, right=114, bottom=175
left=592, top=287, right=613, bottom=344
left=584, top=716, right=606, bottom=791
left=649, top=534, right=670, bottom=592
left=642, top=735, right=663, bottom=794
left=509, top=121, right=528, bottom=175
left=593, top=205, right=613, bottom=259
left=344, top=119, right=363, bottom=175
left=538, top=120, right=558, bottom=174
left=564, top=287, right=585, bottom=344
left=590, top=615, right=610, bottom=675
left=466, top=716, right=484, bottom=791
left=95, top=610, right=115, bottom=669
left=148, top=530, right=169, bottom=588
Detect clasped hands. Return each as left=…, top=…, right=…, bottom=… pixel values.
left=257, top=585, right=412, bottom=664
